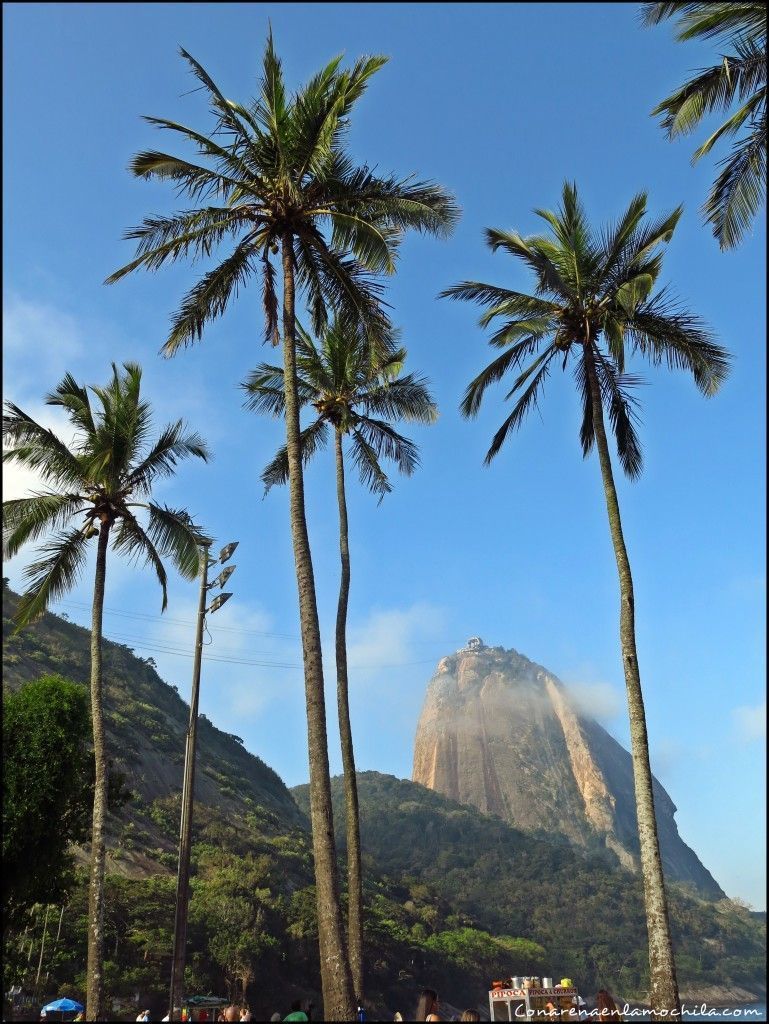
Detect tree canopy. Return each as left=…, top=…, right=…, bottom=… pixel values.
left=3, top=675, right=92, bottom=927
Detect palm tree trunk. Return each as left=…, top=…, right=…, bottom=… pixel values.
left=280, top=233, right=355, bottom=1021
left=585, top=346, right=680, bottom=1020
left=86, top=520, right=110, bottom=1021
left=334, top=427, right=365, bottom=1001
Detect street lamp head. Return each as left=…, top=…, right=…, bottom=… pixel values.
left=208, top=564, right=236, bottom=590
left=207, top=592, right=233, bottom=614
left=219, top=541, right=239, bottom=564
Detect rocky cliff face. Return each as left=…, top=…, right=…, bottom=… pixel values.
left=412, top=642, right=724, bottom=898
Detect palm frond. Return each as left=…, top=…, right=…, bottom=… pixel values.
left=644, top=3, right=766, bottom=246
left=261, top=419, right=329, bottom=492
left=261, top=250, right=280, bottom=346
left=299, top=225, right=391, bottom=337
left=257, top=27, right=291, bottom=169
left=292, top=55, right=360, bottom=179
left=3, top=492, right=87, bottom=560
left=597, top=192, right=648, bottom=282
left=126, top=421, right=210, bottom=493
left=161, top=237, right=257, bottom=355
left=139, top=114, right=258, bottom=183
left=45, top=373, right=96, bottom=436
left=703, top=120, right=766, bottom=248
left=328, top=212, right=399, bottom=275
left=693, top=89, right=765, bottom=161
left=484, top=348, right=558, bottom=464
left=534, top=182, right=601, bottom=285
left=242, top=364, right=287, bottom=416
left=626, top=288, right=731, bottom=394
left=144, top=503, right=208, bottom=580
left=641, top=3, right=766, bottom=43
left=362, top=373, right=438, bottom=424
left=112, top=512, right=170, bottom=611
left=106, top=208, right=256, bottom=285
left=593, top=349, right=645, bottom=480
left=129, top=151, right=248, bottom=203
left=349, top=427, right=392, bottom=501
left=484, top=228, right=574, bottom=301
left=14, top=527, right=91, bottom=629
left=354, top=417, right=420, bottom=476
left=3, top=403, right=85, bottom=489
left=178, top=48, right=259, bottom=154
left=322, top=159, right=460, bottom=239
left=460, top=336, right=545, bottom=418
left=439, top=282, right=560, bottom=333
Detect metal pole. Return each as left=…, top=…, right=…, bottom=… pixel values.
left=34, top=905, right=50, bottom=996
left=169, top=542, right=210, bottom=1022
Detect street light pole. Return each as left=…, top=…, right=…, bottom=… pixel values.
left=169, top=541, right=209, bottom=1022
left=169, top=540, right=237, bottom=1022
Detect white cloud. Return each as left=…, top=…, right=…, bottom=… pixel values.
left=567, top=680, right=624, bottom=723
left=2, top=401, right=80, bottom=500
left=345, top=602, right=448, bottom=680
left=732, top=701, right=766, bottom=743
left=3, top=295, right=84, bottom=390
left=139, top=594, right=299, bottom=725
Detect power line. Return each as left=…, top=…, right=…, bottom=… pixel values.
left=52, top=599, right=301, bottom=640
left=51, top=597, right=463, bottom=651
left=95, top=627, right=442, bottom=672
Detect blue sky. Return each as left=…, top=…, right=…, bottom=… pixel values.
left=3, top=3, right=765, bottom=909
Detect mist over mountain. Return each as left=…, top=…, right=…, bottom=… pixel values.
left=413, top=640, right=724, bottom=898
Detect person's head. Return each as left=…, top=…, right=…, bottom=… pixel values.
left=415, top=989, right=439, bottom=1020
left=596, top=990, right=619, bottom=1015
left=460, top=1012, right=480, bottom=1022
left=223, top=1007, right=240, bottom=1023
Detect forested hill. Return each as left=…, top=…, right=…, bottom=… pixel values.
left=293, top=772, right=767, bottom=1004
left=2, top=584, right=306, bottom=875
left=3, top=584, right=765, bottom=1011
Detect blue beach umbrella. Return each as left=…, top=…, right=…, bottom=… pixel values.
left=42, top=997, right=84, bottom=1013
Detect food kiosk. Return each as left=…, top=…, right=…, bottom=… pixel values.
left=488, top=979, right=582, bottom=1020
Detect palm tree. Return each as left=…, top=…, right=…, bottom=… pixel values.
left=105, top=33, right=457, bottom=1018
left=243, top=316, right=437, bottom=998
left=2, top=363, right=210, bottom=1020
left=643, top=2, right=766, bottom=248
left=442, top=183, right=730, bottom=1019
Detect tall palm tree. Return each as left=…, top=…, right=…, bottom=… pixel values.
left=105, top=33, right=457, bottom=1018
left=442, top=183, right=730, bottom=1019
left=2, top=364, right=209, bottom=1020
left=643, top=2, right=766, bottom=249
left=243, top=316, right=437, bottom=998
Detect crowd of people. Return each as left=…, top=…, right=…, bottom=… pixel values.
left=43, top=983, right=624, bottom=1021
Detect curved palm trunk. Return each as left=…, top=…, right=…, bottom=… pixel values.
left=585, top=347, right=680, bottom=1020
left=280, top=234, right=355, bottom=1020
left=334, top=427, right=364, bottom=1000
left=86, top=521, right=110, bottom=1021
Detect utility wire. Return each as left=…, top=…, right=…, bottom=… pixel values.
left=93, top=626, right=442, bottom=671
left=51, top=597, right=462, bottom=652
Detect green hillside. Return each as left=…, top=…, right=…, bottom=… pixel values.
left=2, top=583, right=306, bottom=875
left=1, top=587, right=557, bottom=1018
left=3, top=586, right=765, bottom=1017
left=293, top=772, right=767, bottom=1005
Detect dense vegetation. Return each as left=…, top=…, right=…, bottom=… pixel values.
left=3, top=675, right=92, bottom=929
left=3, top=589, right=764, bottom=1018
left=294, top=772, right=766, bottom=1003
